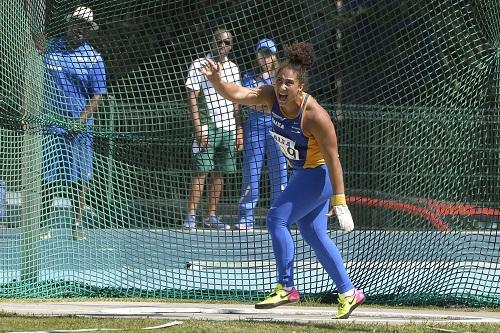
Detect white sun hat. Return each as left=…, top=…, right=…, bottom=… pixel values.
left=66, top=6, right=99, bottom=31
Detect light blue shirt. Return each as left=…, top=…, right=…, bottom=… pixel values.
left=44, top=37, right=107, bottom=134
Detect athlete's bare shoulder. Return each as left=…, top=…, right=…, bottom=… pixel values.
left=304, top=95, right=330, bottom=122
left=302, top=95, right=334, bottom=135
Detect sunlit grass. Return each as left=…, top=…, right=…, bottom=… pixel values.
left=1, top=315, right=500, bottom=333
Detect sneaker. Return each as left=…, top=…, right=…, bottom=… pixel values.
left=182, top=215, right=196, bottom=230
left=335, top=288, right=366, bottom=319
left=40, top=229, right=52, bottom=240
left=234, top=222, right=254, bottom=230
left=204, top=215, right=230, bottom=230
left=72, top=228, right=86, bottom=241
left=255, top=283, right=300, bottom=309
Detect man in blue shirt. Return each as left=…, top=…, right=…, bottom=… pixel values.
left=37, top=6, right=107, bottom=240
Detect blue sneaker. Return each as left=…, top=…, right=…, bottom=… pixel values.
left=182, top=214, right=196, bottom=230
left=204, top=215, right=230, bottom=230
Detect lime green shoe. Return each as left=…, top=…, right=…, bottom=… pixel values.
left=255, top=283, right=300, bottom=309
left=335, top=288, right=366, bottom=319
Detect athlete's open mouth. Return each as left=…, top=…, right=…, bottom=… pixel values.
left=278, top=93, right=287, bottom=103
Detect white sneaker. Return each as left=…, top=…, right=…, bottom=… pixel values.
left=182, top=215, right=197, bottom=230
left=72, top=228, right=86, bottom=241
left=234, top=223, right=254, bottom=230
left=40, top=229, right=52, bottom=240
left=204, top=216, right=230, bottom=230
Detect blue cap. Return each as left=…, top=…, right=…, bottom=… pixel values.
left=256, top=38, right=277, bottom=54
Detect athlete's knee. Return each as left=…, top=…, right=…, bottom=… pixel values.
left=266, top=207, right=288, bottom=232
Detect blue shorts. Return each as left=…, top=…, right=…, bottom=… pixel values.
left=42, top=132, right=93, bottom=182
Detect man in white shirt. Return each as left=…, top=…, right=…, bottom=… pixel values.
left=183, top=27, right=242, bottom=230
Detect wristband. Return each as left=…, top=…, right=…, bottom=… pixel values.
left=331, top=194, right=346, bottom=206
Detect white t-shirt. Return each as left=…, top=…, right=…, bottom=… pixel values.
left=185, top=54, right=240, bottom=132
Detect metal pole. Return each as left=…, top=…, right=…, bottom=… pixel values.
left=20, top=0, right=45, bottom=283
left=335, top=0, right=344, bottom=118
left=106, top=96, right=116, bottom=212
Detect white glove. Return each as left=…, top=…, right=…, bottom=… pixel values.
left=334, top=204, right=354, bottom=232
left=329, top=194, right=354, bottom=232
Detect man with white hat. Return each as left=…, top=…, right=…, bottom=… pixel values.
left=66, top=6, right=99, bottom=31
left=37, top=6, right=106, bottom=241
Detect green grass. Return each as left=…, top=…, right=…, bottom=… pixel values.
left=2, top=297, right=499, bottom=313
left=0, top=315, right=500, bottom=333
left=1, top=299, right=499, bottom=332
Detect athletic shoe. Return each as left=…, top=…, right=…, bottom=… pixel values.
left=204, top=215, right=230, bottom=230
left=72, top=228, right=86, bottom=241
left=255, top=283, right=300, bottom=309
left=234, top=222, right=254, bottom=230
left=335, top=288, right=366, bottom=319
left=39, top=229, right=52, bottom=240
left=182, top=214, right=196, bottom=230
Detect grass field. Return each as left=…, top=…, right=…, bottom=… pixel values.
left=2, top=314, right=500, bottom=333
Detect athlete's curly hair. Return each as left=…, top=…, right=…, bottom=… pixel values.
left=278, top=41, right=315, bottom=88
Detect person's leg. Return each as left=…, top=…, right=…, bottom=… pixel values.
left=69, top=181, right=86, bottom=240
left=294, top=168, right=365, bottom=319
left=75, top=181, right=86, bottom=225
left=265, top=119, right=287, bottom=206
left=187, top=172, right=207, bottom=215
left=204, top=128, right=234, bottom=230
left=256, top=167, right=333, bottom=309
left=206, top=171, right=223, bottom=217
left=185, top=131, right=216, bottom=228
left=296, top=202, right=353, bottom=293
left=266, top=165, right=333, bottom=288
left=238, top=114, right=265, bottom=227
left=71, top=134, right=93, bottom=238
left=40, top=133, right=68, bottom=239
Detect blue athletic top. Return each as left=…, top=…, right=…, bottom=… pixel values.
left=43, top=37, right=107, bottom=134
left=270, top=93, right=325, bottom=170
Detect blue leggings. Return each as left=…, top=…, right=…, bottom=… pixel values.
left=239, top=112, right=287, bottom=223
left=266, top=164, right=353, bottom=293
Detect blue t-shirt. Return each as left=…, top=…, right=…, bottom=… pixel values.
left=43, top=37, right=107, bottom=134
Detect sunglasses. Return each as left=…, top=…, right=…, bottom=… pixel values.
left=216, top=39, right=232, bottom=46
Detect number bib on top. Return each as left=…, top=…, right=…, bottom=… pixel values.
left=269, top=130, right=300, bottom=161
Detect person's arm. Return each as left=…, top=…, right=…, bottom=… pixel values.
left=80, top=56, right=107, bottom=124
left=187, top=88, right=207, bottom=148
left=32, top=33, right=47, bottom=53
left=200, top=59, right=275, bottom=110
left=303, top=100, right=354, bottom=232
left=303, top=103, right=344, bottom=196
left=233, top=102, right=243, bottom=151
left=79, top=94, right=103, bottom=124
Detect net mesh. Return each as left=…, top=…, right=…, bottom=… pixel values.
left=0, top=0, right=499, bottom=306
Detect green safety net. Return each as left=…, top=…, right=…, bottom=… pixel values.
left=0, top=0, right=499, bottom=306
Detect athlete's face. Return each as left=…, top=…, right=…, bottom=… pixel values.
left=211, top=32, right=233, bottom=61
left=274, top=67, right=304, bottom=107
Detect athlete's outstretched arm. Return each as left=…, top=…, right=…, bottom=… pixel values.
left=200, top=59, right=275, bottom=110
